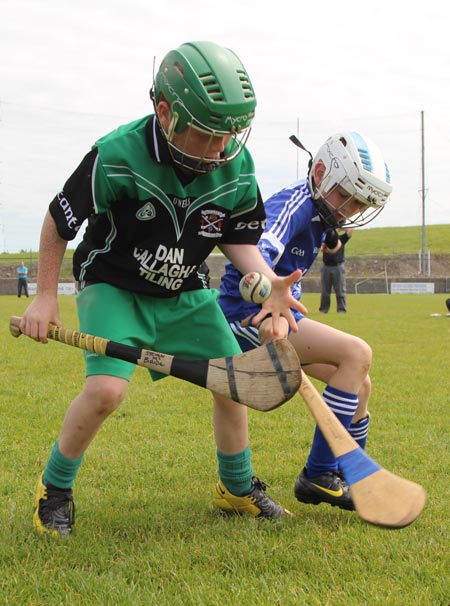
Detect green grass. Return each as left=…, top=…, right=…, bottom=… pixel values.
left=1, top=294, right=449, bottom=605
left=345, top=224, right=450, bottom=255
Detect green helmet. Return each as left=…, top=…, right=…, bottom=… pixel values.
left=151, top=41, right=256, bottom=173
left=153, top=41, right=256, bottom=134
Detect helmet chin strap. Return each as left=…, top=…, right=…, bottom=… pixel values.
left=313, top=197, right=341, bottom=229
left=290, top=135, right=338, bottom=227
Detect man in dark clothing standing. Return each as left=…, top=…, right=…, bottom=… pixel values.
left=319, top=228, right=353, bottom=313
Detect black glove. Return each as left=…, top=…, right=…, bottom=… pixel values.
left=324, top=228, right=339, bottom=249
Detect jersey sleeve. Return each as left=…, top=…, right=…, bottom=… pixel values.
left=258, top=187, right=309, bottom=267
left=340, top=232, right=350, bottom=245
left=48, top=147, right=120, bottom=240
left=48, top=149, right=98, bottom=241
left=220, top=183, right=266, bottom=245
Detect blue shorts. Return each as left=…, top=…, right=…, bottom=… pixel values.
left=229, top=309, right=305, bottom=353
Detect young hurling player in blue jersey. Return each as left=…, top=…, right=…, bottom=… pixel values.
left=219, top=131, right=392, bottom=510
left=20, top=41, right=306, bottom=536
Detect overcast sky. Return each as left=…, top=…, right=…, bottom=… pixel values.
left=1, top=0, right=449, bottom=252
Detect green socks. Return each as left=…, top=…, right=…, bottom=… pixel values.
left=217, top=446, right=253, bottom=496
left=43, top=441, right=84, bottom=489
left=43, top=442, right=253, bottom=494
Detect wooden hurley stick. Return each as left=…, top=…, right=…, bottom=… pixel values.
left=9, top=316, right=302, bottom=412
left=299, top=372, right=426, bottom=528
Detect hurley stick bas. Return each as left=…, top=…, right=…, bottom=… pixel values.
left=299, top=371, right=426, bottom=529
left=9, top=316, right=301, bottom=412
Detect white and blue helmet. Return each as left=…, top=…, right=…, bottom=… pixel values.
left=309, top=131, right=392, bottom=227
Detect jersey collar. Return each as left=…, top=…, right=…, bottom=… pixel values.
left=146, top=115, right=172, bottom=165
left=146, top=114, right=198, bottom=186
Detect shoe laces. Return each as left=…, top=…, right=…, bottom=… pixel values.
left=336, top=471, right=349, bottom=487
left=250, top=476, right=269, bottom=493
left=245, top=476, right=289, bottom=519
left=320, top=471, right=350, bottom=493
left=40, top=486, right=75, bottom=527
left=248, top=477, right=282, bottom=513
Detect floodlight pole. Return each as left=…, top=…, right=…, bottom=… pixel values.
left=420, top=110, right=426, bottom=274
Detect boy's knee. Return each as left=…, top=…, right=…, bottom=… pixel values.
left=84, top=377, right=128, bottom=415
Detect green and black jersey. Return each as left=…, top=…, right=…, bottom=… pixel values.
left=49, top=115, right=265, bottom=297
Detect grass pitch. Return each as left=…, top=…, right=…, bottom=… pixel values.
left=1, top=293, right=449, bottom=605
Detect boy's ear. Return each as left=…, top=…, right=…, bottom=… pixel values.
left=313, top=160, right=325, bottom=185
left=156, top=100, right=170, bottom=131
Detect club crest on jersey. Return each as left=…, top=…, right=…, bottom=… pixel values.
left=136, top=201, right=156, bottom=221
left=198, top=209, right=226, bottom=238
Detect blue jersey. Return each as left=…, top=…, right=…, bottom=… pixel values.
left=219, top=179, right=325, bottom=321
left=17, top=266, right=28, bottom=279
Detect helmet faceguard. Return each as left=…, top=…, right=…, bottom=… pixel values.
left=151, top=41, right=256, bottom=173
left=307, top=132, right=392, bottom=228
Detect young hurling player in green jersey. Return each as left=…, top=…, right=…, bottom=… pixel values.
left=21, top=41, right=306, bottom=536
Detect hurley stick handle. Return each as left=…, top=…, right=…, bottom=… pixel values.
left=10, top=316, right=109, bottom=355
left=9, top=315, right=175, bottom=373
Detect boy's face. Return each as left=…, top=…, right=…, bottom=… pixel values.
left=314, top=161, right=368, bottom=225
left=171, top=126, right=232, bottom=165
left=323, top=185, right=367, bottom=224
left=156, top=99, right=248, bottom=173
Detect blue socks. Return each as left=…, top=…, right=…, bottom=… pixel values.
left=349, top=414, right=370, bottom=450
left=306, top=385, right=359, bottom=477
